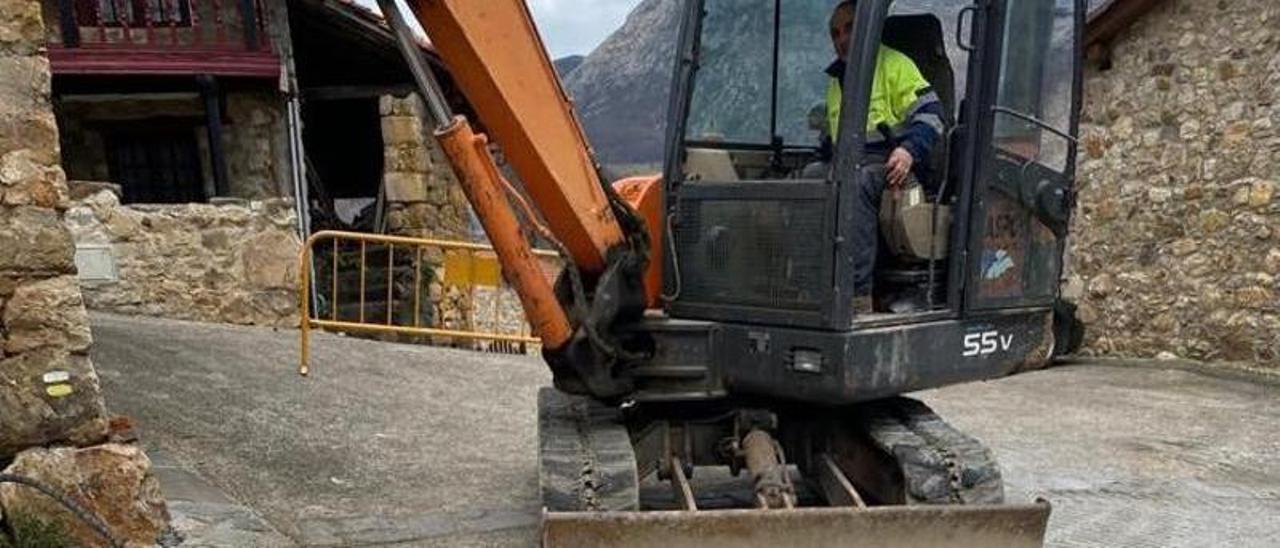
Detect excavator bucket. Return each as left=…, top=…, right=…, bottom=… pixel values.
left=541, top=502, right=1051, bottom=548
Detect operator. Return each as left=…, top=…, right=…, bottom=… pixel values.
left=826, top=0, right=945, bottom=312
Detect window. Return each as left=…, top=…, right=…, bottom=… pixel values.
left=992, top=0, right=1077, bottom=172
left=683, top=0, right=833, bottom=147
left=75, top=0, right=192, bottom=27
left=684, top=0, right=774, bottom=145
left=106, top=126, right=206, bottom=204
left=889, top=0, right=974, bottom=107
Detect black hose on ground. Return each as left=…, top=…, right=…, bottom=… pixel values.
left=0, top=473, right=121, bottom=548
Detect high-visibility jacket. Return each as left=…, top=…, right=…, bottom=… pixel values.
left=825, top=46, right=945, bottom=175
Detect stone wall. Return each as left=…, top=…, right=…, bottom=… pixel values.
left=225, top=91, right=292, bottom=199
left=65, top=187, right=302, bottom=327
left=376, top=94, right=568, bottom=347
left=1, top=0, right=106, bottom=461
left=1, top=1, right=169, bottom=543
left=1070, top=0, right=1280, bottom=365
left=380, top=93, right=472, bottom=240
left=380, top=93, right=477, bottom=334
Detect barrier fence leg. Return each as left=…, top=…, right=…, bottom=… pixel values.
left=300, top=319, right=311, bottom=376
left=300, top=245, right=312, bottom=376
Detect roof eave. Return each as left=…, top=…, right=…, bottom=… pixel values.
left=1085, top=0, right=1168, bottom=49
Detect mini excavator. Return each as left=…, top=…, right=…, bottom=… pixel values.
left=368, top=0, right=1086, bottom=545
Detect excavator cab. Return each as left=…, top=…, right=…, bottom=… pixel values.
left=666, top=0, right=1081, bottom=326
left=361, top=0, right=1084, bottom=545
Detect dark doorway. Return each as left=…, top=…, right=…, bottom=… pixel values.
left=302, top=97, right=383, bottom=228
left=105, top=123, right=205, bottom=204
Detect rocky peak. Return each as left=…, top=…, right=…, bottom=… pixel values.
left=562, top=0, right=681, bottom=166
left=553, top=55, right=585, bottom=78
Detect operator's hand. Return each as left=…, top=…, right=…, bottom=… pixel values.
left=886, top=147, right=914, bottom=188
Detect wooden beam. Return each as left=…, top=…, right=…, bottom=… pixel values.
left=47, top=47, right=281, bottom=78
left=1085, top=0, right=1167, bottom=49
left=319, top=0, right=396, bottom=43
left=197, top=75, right=230, bottom=197
left=302, top=0, right=448, bottom=71
left=302, top=84, right=417, bottom=101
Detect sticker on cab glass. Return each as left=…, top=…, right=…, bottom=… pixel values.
left=982, top=249, right=1014, bottom=280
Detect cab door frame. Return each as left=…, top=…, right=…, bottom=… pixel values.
left=960, top=0, right=1085, bottom=312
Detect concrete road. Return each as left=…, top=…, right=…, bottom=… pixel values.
left=918, top=365, right=1280, bottom=547
left=90, top=313, right=1280, bottom=547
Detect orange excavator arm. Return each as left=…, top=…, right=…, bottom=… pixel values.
left=411, top=0, right=626, bottom=274
left=375, top=0, right=657, bottom=397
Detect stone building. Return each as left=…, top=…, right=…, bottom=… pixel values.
left=1, top=1, right=169, bottom=544
left=1070, top=0, right=1280, bottom=365
left=36, top=0, right=474, bottom=327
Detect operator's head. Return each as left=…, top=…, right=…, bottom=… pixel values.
left=829, top=0, right=857, bottom=61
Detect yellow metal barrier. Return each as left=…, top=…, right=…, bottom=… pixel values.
left=298, top=230, right=559, bottom=375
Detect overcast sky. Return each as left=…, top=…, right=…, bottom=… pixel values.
left=354, top=0, right=643, bottom=59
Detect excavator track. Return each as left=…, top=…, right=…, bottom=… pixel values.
left=854, top=397, right=1005, bottom=505
left=539, top=393, right=1050, bottom=547
left=537, top=388, right=640, bottom=512
left=537, top=390, right=1003, bottom=511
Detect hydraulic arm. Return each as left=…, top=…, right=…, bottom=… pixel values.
left=412, top=0, right=628, bottom=274
left=374, top=0, right=575, bottom=351
left=377, top=0, right=647, bottom=396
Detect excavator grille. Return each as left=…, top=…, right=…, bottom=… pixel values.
left=674, top=198, right=829, bottom=313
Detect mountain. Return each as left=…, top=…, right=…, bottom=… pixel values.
left=561, top=0, right=681, bottom=166
left=566, top=0, right=1092, bottom=168
left=553, top=55, right=585, bottom=78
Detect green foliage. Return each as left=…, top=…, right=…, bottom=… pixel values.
left=0, top=511, right=75, bottom=548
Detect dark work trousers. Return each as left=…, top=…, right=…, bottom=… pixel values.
left=852, top=162, right=889, bottom=297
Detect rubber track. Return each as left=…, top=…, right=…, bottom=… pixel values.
left=537, top=387, right=639, bottom=512
left=859, top=397, right=1005, bottom=505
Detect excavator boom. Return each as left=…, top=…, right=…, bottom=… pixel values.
left=378, top=0, right=652, bottom=397
left=411, top=0, right=626, bottom=274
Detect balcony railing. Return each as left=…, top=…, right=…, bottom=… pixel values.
left=46, top=0, right=280, bottom=78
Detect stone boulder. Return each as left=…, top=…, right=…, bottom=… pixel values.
left=0, top=348, right=107, bottom=458
left=0, top=444, right=170, bottom=547
left=0, top=57, right=58, bottom=167
left=3, top=275, right=92, bottom=354
left=0, top=0, right=46, bottom=56
left=0, top=148, right=68, bottom=208
left=0, top=206, right=74, bottom=274
left=65, top=181, right=122, bottom=202
left=240, top=229, right=301, bottom=290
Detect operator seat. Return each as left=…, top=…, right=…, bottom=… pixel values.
left=876, top=14, right=957, bottom=312
left=881, top=14, right=956, bottom=192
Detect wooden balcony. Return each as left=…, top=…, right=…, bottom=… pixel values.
left=45, top=0, right=280, bottom=78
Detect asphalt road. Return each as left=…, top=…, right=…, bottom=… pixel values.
left=89, top=312, right=1280, bottom=547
